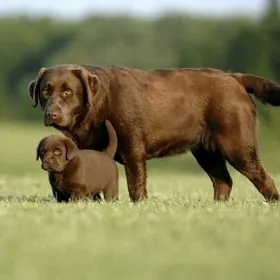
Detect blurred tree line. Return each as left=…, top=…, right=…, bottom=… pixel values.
left=0, top=0, right=280, bottom=128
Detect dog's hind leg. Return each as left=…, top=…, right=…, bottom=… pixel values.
left=192, top=147, right=233, bottom=201
left=215, top=106, right=279, bottom=202
left=218, top=135, right=279, bottom=202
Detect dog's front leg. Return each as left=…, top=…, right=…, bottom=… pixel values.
left=123, top=153, right=148, bottom=202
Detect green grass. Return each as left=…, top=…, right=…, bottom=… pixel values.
left=1, top=121, right=280, bottom=280
left=1, top=173, right=280, bottom=280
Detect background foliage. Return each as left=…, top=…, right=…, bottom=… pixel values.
left=1, top=0, right=280, bottom=174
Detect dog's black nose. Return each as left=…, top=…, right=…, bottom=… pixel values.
left=45, top=111, right=61, bottom=126
left=46, top=112, right=58, bottom=120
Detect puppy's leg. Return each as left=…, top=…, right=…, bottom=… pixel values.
left=70, top=193, right=81, bottom=203
left=192, top=148, right=233, bottom=201
left=103, top=181, right=119, bottom=202
left=51, top=187, right=70, bottom=203
left=92, top=193, right=102, bottom=202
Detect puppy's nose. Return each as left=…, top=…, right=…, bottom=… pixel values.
left=45, top=158, right=53, bottom=164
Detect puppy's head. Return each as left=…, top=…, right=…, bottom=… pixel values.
left=36, top=135, right=78, bottom=173
left=28, top=65, right=103, bottom=129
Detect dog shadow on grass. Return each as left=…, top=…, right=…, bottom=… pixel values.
left=0, top=195, right=56, bottom=203
left=0, top=195, right=107, bottom=204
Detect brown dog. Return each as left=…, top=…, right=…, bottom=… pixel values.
left=36, top=120, right=118, bottom=203
left=29, top=64, right=280, bottom=202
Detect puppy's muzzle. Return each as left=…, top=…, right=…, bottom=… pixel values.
left=42, top=157, right=63, bottom=173
left=42, top=159, right=52, bottom=170
left=41, top=157, right=52, bottom=170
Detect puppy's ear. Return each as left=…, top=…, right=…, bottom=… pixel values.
left=36, top=140, right=42, bottom=161
left=64, top=138, right=78, bottom=161
left=28, top=67, right=47, bottom=108
left=71, top=67, right=101, bottom=108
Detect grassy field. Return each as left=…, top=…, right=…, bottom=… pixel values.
left=1, top=121, right=280, bottom=280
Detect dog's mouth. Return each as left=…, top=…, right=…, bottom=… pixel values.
left=46, top=119, right=73, bottom=131
left=51, top=123, right=65, bottom=130
left=44, top=119, right=65, bottom=128
left=44, top=114, right=67, bottom=128
left=41, top=163, right=63, bottom=173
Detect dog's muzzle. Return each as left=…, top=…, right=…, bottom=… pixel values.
left=44, top=110, right=62, bottom=126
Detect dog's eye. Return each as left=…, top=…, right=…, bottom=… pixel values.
left=42, top=89, right=49, bottom=97
left=54, top=149, right=61, bottom=155
left=62, top=90, right=73, bottom=98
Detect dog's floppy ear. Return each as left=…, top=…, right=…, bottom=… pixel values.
left=71, top=67, right=101, bottom=108
left=63, top=138, right=78, bottom=161
left=28, top=67, right=47, bottom=108
left=36, top=140, right=43, bottom=161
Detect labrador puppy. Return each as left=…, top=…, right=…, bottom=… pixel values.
left=29, top=64, right=280, bottom=202
left=36, top=120, right=118, bottom=203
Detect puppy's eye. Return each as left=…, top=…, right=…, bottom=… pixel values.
left=54, top=149, right=61, bottom=155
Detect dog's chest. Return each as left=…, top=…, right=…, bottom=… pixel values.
left=48, top=172, right=88, bottom=196
left=63, top=126, right=108, bottom=151
left=48, top=173, right=68, bottom=191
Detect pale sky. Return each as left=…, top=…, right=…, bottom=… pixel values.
left=0, top=0, right=268, bottom=19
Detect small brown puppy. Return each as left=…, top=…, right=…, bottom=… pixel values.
left=36, top=120, right=118, bottom=203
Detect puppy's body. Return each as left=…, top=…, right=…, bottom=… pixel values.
left=37, top=120, right=118, bottom=203
left=49, top=149, right=118, bottom=202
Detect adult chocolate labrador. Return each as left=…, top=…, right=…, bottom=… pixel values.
left=28, top=64, right=280, bottom=202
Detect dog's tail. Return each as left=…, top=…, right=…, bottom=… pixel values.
left=229, top=73, right=280, bottom=106
left=103, top=120, right=118, bottom=158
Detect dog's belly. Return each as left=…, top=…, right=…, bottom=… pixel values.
left=146, top=138, right=196, bottom=159
left=145, top=116, right=205, bottom=159
left=144, top=92, right=206, bottom=159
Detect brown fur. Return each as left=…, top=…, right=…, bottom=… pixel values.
left=29, top=64, right=280, bottom=202
left=36, top=120, right=118, bottom=202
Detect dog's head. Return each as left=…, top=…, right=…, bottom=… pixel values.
left=28, top=65, right=105, bottom=129
left=36, top=135, right=78, bottom=173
